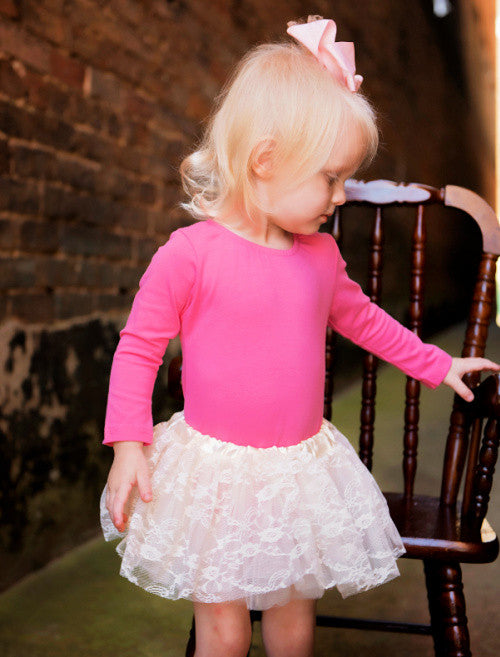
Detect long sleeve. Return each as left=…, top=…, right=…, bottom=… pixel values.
left=103, top=230, right=197, bottom=446
left=327, top=238, right=452, bottom=388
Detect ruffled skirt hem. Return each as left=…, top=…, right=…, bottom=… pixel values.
left=100, top=412, right=406, bottom=610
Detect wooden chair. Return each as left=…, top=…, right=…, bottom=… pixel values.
left=172, top=180, right=500, bottom=657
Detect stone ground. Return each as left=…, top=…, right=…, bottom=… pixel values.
left=0, top=323, right=499, bottom=657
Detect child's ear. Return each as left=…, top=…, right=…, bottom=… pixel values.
left=250, top=138, right=277, bottom=179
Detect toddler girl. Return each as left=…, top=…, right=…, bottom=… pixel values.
left=100, top=16, right=498, bottom=657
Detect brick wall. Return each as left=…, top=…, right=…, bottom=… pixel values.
left=0, top=0, right=484, bottom=588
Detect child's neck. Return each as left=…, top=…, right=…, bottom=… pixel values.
left=217, top=203, right=293, bottom=250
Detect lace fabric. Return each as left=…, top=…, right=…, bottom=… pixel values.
left=100, top=412, right=405, bottom=610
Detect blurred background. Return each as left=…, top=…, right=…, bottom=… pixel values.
left=0, top=0, right=498, bottom=655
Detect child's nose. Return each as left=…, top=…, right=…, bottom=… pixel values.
left=329, top=184, right=346, bottom=209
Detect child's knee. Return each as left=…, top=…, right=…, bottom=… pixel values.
left=261, top=599, right=316, bottom=657
left=269, top=620, right=315, bottom=652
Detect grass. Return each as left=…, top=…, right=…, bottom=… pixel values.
left=1, top=323, right=499, bottom=656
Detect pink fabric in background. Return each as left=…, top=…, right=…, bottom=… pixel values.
left=103, top=220, right=452, bottom=448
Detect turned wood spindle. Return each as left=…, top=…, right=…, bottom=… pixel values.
left=359, top=207, right=384, bottom=471
left=441, top=252, right=497, bottom=506
left=469, top=416, right=500, bottom=530
left=403, top=205, right=425, bottom=499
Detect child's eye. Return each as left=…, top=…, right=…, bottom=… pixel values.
left=326, top=174, right=338, bottom=186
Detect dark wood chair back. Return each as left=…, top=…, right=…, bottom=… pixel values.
left=177, top=180, right=500, bottom=657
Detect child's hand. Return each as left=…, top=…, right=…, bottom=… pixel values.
left=443, top=357, right=500, bottom=402
left=105, top=442, right=152, bottom=532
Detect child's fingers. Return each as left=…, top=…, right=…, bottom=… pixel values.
left=112, top=484, right=132, bottom=531
left=137, top=466, right=153, bottom=503
left=461, top=358, right=500, bottom=373
left=449, top=375, right=474, bottom=402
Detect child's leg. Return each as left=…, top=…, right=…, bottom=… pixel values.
left=193, top=599, right=252, bottom=657
left=261, top=598, right=317, bottom=657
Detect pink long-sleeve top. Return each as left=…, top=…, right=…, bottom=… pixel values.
left=103, top=218, right=452, bottom=448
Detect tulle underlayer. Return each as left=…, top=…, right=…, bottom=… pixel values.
left=100, top=411, right=405, bottom=610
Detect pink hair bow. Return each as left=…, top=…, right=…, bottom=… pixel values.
left=287, top=17, right=363, bottom=92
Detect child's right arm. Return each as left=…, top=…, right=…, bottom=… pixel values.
left=103, top=230, right=197, bottom=531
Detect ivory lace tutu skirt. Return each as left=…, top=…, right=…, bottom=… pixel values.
left=100, top=411, right=405, bottom=610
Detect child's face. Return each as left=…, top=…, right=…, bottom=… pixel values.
left=263, top=136, right=365, bottom=236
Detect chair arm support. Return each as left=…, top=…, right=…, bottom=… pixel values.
left=464, top=373, right=500, bottom=420
left=464, top=374, right=500, bottom=529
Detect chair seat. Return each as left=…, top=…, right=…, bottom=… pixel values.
left=384, top=492, right=499, bottom=563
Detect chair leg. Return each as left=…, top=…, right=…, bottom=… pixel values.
left=185, top=615, right=196, bottom=657
left=423, top=560, right=471, bottom=657
left=185, top=613, right=254, bottom=657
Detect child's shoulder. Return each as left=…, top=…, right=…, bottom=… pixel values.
left=165, top=219, right=218, bottom=249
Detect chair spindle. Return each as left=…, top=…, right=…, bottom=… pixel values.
left=468, top=416, right=500, bottom=530
left=359, top=207, right=384, bottom=471
left=441, top=252, right=497, bottom=506
left=403, top=205, right=426, bottom=498
left=462, top=417, right=483, bottom=516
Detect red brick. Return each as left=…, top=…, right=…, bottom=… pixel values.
left=61, top=224, right=132, bottom=260
left=0, top=217, right=19, bottom=249
left=0, top=138, right=9, bottom=173
left=109, top=203, right=149, bottom=231
left=0, top=99, right=37, bottom=140
left=20, top=68, right=49, bottom=111
left=160, top=183, right=184, bottom=211
left=69, top=93, right=106, bottom=133
left=70, top=128, right=117, bottom=164
left=0, top=59, right=26, bottom=99
left=126, top=121, right=152, bottom=150
left=20, top=220, right=59, bottom=253
left=10, top=292, right=54, bottom=322
left=77, top=260, right=115, bottom=288
left=54, top=291, right=93, bottom=319
left=11, top=143, right=57, bottom=179
left=0, top=176, right=40, bottom=215
left=95, top=169, right=135, bottom=203
left=35, top=257, right=79, bottom=287
left=52, top=154, right=98, bottom=192
left=23, top=71, right=70, bottom=114
left=135, top=236, right=158, bottom=263
left=0, top=257, right=36, bottom=288
left=0, top=293, right=9, bottom=321
left=49, top=50, right=85, bottom=90
left=35, top=113, right=76, bottom=151
left=0, top=21, right=51, bottom=73
left=109, top=0, right=144, bottom=25
left=0, top=0, right=21, bottom=19
left=106, top=111, right=123, bottom=139
left=95, top=39, right=144, bottom=85
left=43, top=184, right=118, bottom=226
left=114, top=264, right=144, bottom=289
left=22, top=4, right=71, bottom=48
left=125, top=92, right=154, bottom=121
left=102, top=174, right=157, bottom=207
left=92, top=292, right=135, bottom=314
left=82, top=66, right=124, bottom=106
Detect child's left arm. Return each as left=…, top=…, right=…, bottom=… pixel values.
left=327, top=237, right=500, bottom=397
left=442, top=357, right=500, bottom=402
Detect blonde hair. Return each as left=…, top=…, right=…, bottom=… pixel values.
left=180, top=41, right=378, bottom=220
